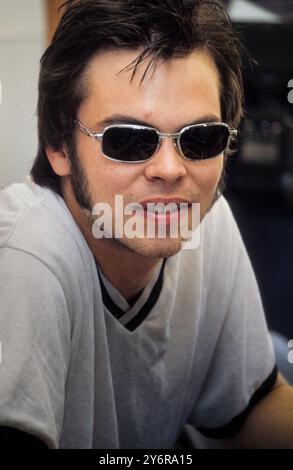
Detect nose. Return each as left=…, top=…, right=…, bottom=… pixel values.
left=144, top=137, right=187, bottom=183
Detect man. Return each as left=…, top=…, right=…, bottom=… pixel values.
left=0, top=0, right=292, bottom=449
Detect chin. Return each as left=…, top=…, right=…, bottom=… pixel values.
left=114, top=236, right=184, bottom=259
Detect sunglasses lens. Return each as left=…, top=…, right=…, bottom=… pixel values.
left=180, top=125, right=230, bottom=160
left=102, top=127, right=159, bottom=162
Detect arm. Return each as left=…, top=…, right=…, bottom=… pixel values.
left=190, top=198, right=285, bottom=442
left=0, top=248, right=70, bottom=449
left=224, top=373, right=293, bottom=449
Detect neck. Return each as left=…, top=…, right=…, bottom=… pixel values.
left=94, top=239, right=161, bottom=303
left=63, top=183, right=161, bottom=303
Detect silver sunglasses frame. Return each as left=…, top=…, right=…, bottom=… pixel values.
left=74, top=119, right=238, bottom=163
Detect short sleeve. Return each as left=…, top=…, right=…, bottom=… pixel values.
left=189, top=198, right=277, bottom=438
left=0, top=247, right=71, bottom=448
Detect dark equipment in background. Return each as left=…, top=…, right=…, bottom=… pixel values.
left=224, top=2, right=293, bottom=338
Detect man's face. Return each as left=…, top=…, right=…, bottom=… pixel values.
left=67, top=48, right=224, bottom=259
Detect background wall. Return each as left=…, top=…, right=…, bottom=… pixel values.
left=0, top=0, right=45, bottom=188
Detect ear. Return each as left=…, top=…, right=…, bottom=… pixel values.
left=46, top=146, right=71, bottom=177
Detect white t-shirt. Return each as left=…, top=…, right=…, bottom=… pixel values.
left=0, top=176, right=276, bottom=448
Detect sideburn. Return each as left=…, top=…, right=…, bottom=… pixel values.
left=67, top=139, right=93, bottom=212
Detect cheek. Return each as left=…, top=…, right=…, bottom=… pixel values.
left=82, top=152, right=141, bottom=198
left=191, top=157, right=224, bottom=194
left=75, top=138, right=127, bottom=185
left=100, top=165, right=141, bottom=196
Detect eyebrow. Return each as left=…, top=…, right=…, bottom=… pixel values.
left=96, top=114, right=222, bottom=131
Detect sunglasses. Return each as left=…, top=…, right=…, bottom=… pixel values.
left=74, top=119, right=237, bottom=163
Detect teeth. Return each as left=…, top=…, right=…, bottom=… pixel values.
left=146, top=203, right=179, bottom=214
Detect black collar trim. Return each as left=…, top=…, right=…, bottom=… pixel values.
left=98, top=259, right=166, bottom=331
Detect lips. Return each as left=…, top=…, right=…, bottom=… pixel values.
left=140, top=199, right=191, bottom=223
left=138, top=198, right=192, bottom=210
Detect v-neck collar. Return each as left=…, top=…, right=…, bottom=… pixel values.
left=97, top=259, right=166, bottom=331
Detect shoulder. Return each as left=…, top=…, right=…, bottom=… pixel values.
left=178, top=194, right=244, bottom=268
left=0, top=177, right=97, bottom=320
left=0, top=176, right=94, bottom=281
left=201, top=194, right=238, bottom=239
left=200, top=195, right=247, bottom=265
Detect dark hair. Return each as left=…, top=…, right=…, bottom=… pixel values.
left=31, top=0, right=244, bottom=194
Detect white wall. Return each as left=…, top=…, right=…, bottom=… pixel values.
left=0, top=0, right=45, bottom=188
